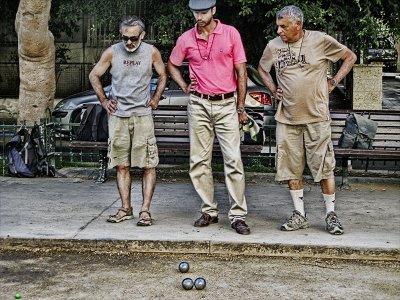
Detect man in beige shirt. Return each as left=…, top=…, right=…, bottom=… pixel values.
left=258, top=5, right=356, bottom=234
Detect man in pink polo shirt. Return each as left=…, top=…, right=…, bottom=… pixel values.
left=167, top=0, right=250, bottom=235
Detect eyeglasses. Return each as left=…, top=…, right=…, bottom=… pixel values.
left=122, top=35, right=141, bottom=42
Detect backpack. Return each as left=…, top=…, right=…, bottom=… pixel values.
left=76, top=104, right=108, bottom=142
left=338, top=113, right=378, bottom=150
left=6, top=125, right=55, bottom=178
left=6, top=128, right=38, bottom=177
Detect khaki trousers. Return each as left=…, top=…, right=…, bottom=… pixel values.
left=187, top=94, right=247, bottom=223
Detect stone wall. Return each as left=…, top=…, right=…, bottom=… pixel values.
left=352, top=64, right=383, bottom=110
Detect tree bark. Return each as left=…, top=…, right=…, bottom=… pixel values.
left=15, top=0, right=55, bottom=124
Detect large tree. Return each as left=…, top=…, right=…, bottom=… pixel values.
left=15, top=0, right=55, bottom=124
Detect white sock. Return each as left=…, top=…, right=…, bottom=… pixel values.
left=323, top=193, right=336, bottom=215
left=290, top=189, right=305, bottom=216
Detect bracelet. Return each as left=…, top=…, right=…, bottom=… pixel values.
left=236, top=107, right=245, bottom=113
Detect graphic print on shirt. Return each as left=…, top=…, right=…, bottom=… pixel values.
left=123, top=60, right=141, bottom=66
left=275, top=47, right=309, bottom=75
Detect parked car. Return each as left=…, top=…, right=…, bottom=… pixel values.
left=367, top=37, right=398, bottom=72
left=52, top=65, right=275, bottom=144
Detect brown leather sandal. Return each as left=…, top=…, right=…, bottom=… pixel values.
left=107, top=207, right=133, bottom=223
left=137, top=210, right=152, bottom=226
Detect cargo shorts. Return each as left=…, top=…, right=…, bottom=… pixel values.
left=108, top=114, right=159, bottom=169
left=275, top=120, right=336, bottom=182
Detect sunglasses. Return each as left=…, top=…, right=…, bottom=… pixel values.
left=122, top=35, right=141, bottom=42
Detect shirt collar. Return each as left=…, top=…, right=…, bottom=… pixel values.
left=194, top=19, right=222, bottom=38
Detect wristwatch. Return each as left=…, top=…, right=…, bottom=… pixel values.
left=236, top=107, right=245, bottom=113
left=330, top=78, right=338, bottom=87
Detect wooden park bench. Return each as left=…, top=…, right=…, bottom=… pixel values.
left=330, top=109, right=400, bottom=188
left=69, top=105, right=264, bottom=182
left=69, top=106, right=400, bottom=186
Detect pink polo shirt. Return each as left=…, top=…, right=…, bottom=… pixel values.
left=169, top=19, right=247, bottom=95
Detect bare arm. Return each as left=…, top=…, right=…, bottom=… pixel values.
left=89, top=47, right=112, bottom=103
left=257, top=64, right=277, bottom=96
left=235, top=62, right=248, bottom=124
left=328, top=48, right=357, bottom=93
left=88, top=47, right=117, bottom=113
left=148, top=47, right=167, bottom=109
left=167, top=60, right=191, bottom=93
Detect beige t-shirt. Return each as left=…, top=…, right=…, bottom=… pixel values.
left=259, top=30, right=347, bottom=124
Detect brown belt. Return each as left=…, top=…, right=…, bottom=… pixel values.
left=191, top=91, right=235, bottom=101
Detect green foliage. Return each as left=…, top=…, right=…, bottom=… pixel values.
left=146, top=0, right=193, bottom=60
left=2, top=0, right=398, bottom=65
left=224, top=0, right=400, bottom=63
left=55, top=44, right=71, bottom=64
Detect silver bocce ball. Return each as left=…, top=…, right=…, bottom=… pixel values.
left=181, top=278, right=194, bottom=290
left=194, top=277, right=206, bottom=290
left=178, top=262, right=190, bottom=273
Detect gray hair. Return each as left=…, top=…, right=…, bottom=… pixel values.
left=120, top=16, right=145, bottom=31
left=276, top=5, right=304, bottom=25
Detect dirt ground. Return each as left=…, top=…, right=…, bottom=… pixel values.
left=0, top=251, right=399, bottom=300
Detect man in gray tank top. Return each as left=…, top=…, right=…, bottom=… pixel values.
left=89, top=16, right=167, bottom=226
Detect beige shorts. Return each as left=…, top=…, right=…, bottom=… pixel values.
left=108, top=114, right=159, bottom=169
left=275, top=121, right=336, bottom=182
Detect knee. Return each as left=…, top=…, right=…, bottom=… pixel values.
left=289, top=179, right=303, bottom=190
left=143, top=167, right=156, bottom=176
left=224, top=154, right=243, bottom=168
left=117, top=166, right=130, bottom=174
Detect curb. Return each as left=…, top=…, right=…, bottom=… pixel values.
left=58, top=167, right=400, bottom=184
left=1, top=238, right=399, bottom=262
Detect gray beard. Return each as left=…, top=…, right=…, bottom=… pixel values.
left=124, top=41, right=141, bottom=53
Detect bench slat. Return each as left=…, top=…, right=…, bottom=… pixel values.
left=334, top=148, right=400, bottom=158
left=69, top=141, right=108, bottom=150
left=68, top=109, right=400, bottom=162
left=154, top=124, right=189, bottom=131
left=331, top=133, right=400, bottom=142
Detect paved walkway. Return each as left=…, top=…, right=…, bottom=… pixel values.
left=1, top=169, right=399, bottom=261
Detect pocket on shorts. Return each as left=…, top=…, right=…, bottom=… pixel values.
left=322, top=142, right=336, bottom=175
left=147, top=137, right=159, bottom=169
left=147, top=136, right=158, bottom=159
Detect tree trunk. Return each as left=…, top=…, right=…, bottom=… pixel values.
left=15, top=0, right=55, bottom=124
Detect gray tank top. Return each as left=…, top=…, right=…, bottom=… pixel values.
left=110, top=42, right=153, bottom=117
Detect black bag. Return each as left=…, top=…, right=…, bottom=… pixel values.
left=76, top=104, right=108, bottom=142
left=6, top=125, right=56, bottom=178
left=31, top=124, right=56, bottom=177
left=338, top=113, right=378, bottom=149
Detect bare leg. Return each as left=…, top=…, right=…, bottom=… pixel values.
left=320, top=178, right=335, bottom=194
left=141, top=167, right=156, bottom=211
left=116, top=165, right=132, bottom=209
left=288, top=179, right=303, bottom=190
